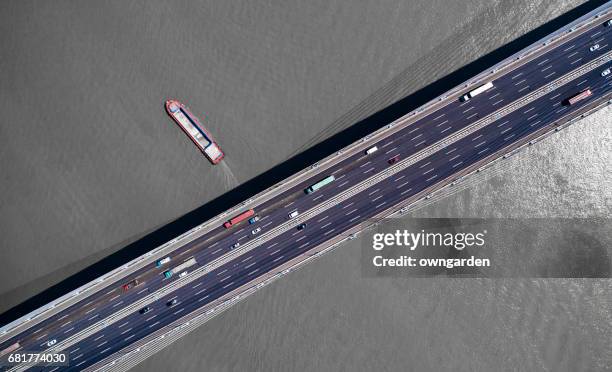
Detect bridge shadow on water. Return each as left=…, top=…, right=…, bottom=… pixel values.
left=1, top=0, right=607, bottom=327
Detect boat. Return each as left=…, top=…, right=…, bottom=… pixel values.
left=165, top=100, right=225, bottom=164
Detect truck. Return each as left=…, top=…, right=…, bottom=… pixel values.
left=461, top=81, right=494, bottom=101
left=223, top=209, right=255, bottom=229
left=163, top=257, right=197, bottom=279
left=566, top=89, right=592, bottom=105
left=304, top=175, right=335, bottom=194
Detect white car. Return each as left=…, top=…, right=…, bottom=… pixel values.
left=251, top=227, right=261, bottom=235
left=231, top=242, right=240, bottom=249
left=288, top=210, right=299, bottom=219
left=179, top=271, right=188, bottom=278
left=46, top=339, right=57, bottom=347
left=606, top=20, right=612, bottom=27
left=602, top=68, right=610, bottom=77
left=590, top=44, right=600, bottom=52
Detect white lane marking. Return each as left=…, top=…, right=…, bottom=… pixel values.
left=445, top=147, right=456, bottom=155
left=425, top=174, right=438, bottom=182
left=576, top=79, right=588, bottom=86
left=433, top=113, right=445, bottom=121
left=262, top=221, right=273, bottom=228
left=511, top=72, right=523, bottom=79
left=145, top=315, right=157, bottom=322
left=88, top=314, right=99, bottom=321
left=591, top=30, right=602, bottom=38
left=368, top=188, right=380, bottom=196
left=101, top=347, right=112, bottom=354
left=488, top=92, right=500, bottom=100
left=518, top=85, right=530, bottom=93
left=337, top=181, right=349, bottom=188
left=336, top=174, right=346, bottom=180
left=296, top=235, right=307, bottom=242
left=60, top=321, right=71, bottom=328
left=196, top=288, right=208, bottom=296
left=217, top=269, right=227, bottom=276
left=411, top=133, right=423, bottom=141
left=513, top=79, right=526, bottom=86
left=321, top=222, right=332, bottom=229
left=70, top=348, right=80, bottom=354
left=544, top=72, right=556, bottom=79
left=537, top=58, right=549, bottom=66
left=400, top=188, right=413, bottom=196
left=555, top=107, right=566, bottom=114
left=471, top=134, right=483, bottom=141
left=124, top=334, right=135, bottom=341
left=241, top=256, right=252, bottom=263
left=553, top=101, right=561, bottom=107
left=408, top=126, right=421, bottom=134
left=497, top=120, right=509, bottom=127
left=209, top=242, right=219, bottom=248
left=137, top=288, right=148, bottom=295
left=285, top=201, right=294, bottom=208
left=477, top=147, right=490, bottom=155
left=435, top=119, right=449, bottom=127
left=419, top=161, right=432, bottom=169
left=220, top=276, right=231, bottom=283
left=237, top=235, right=247, bottom=241
left=94, top=334, right=105, bottom=341
left=563, top=44, right=575, bottom=52
left=97, top=341, right=108, bottom=348
left=549, top=93, right=561, bottom=100
left=349, top=215, right=361, bottom=222
left=384, top=147, right=398, bottom=154
left=381, top=141, right=394, bottom=148
left=372, top=195, right=383, bottom=202
left=570, top=58, right=582, bottom=65
left=313, top=195, right=324, bottom=201
left=85, top=307, right=97, bottom=315
left=233, top=229, right=244, bottom=236
left=35, top=333, right=47, bottom=341
left=567, top=50, right=579, bottom=58
left=299, top=242, right=309, bottom=249
left=394, top=175, right=406, bottom=182
left=211, top=248, right=222, bottom=255
left=504, top=134, right=516, bottom=141
left=75, top=361, right=86, bottom=367
left=346, top=208, right=358, bottom=216
left=363, top=167, right=375, bottom=174
left=57, top=314, right=69, bottom=321
left=222, top=281, right=235, bottom=289
left=112, top=301, right=123, bottom=308
left=244, top=262, right=256, bottom=269
left=323, top=229, right=335, bottom=236
left=120, top=328, right=132, bottom=335
left=523, top=107, right=535, bottom=114
left=500, top=127, right=512, bottom=134
left=448, top=154, right=461, bottom=162
left=530, top=120, right=541, bottom=127
left=397, top=181, right=411, bottom=189
left=267, top=242, right=278, bottom=249
left=422, top=168, right=434, bottom=175
left=492, top=99, right=504, bottom=106
left=198, top=296, right=210, bottom=302
left=63, top=327, right=74, bottom=334
left=359, top=161, right=371, bottom=168
left=342, top=202, right=354, bottom=209
left=148, top=321, right=160, bottom=328
left=193, top=281, right=204, bottom=288
left=540, top=65, right=552, bottom=72
left=291, top=231, right=300, bottom=236
left=527, top=113, right=538, bottom=120
left=474, top=140, right=486, bottom=148
left=440, top=126, right=452, bottom=133
left=270, top=249, right=281, bottom=255
left=375, top=202, right=387, bottom=209
left=462, top=106, right=474, bottom=114
left=317, top=215, right=329, bottom=223
left=414, top=140, right=426, bottom=147
left=273, top=256, right=284, bottom=263
left=452, top=161, right=463, bottom=168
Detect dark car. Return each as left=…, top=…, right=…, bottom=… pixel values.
left=297, top=223, right=307, bottom=231
left=167, top=299, right=178, bottom=307
left=139, top=306, right=152, bottom=314
left=388, top=155, right=400, bottom=165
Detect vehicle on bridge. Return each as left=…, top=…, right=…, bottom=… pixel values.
left=461, top=81, right=494, bottom=101
left=0, top=342, right=20, bottom=357
left=224, top=209, right=255, bottom=229
left=165, top=99, right=225, bottom=164
left=139, top=306, right=152, bottom=314
left=155, top=257, right=171, bottom=267
left=305, top=175, right=335, bottom=194
left=388, top=154, right=400, bottom=164
left=163, top=257, right=197, bottom=279
left=122, top=279, right=140, bottom=292
left=365, top=146, right=378, bottom=155
left=566, top=89, right=592, bottom=105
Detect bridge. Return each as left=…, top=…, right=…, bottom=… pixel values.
left=1, top=3, right=612, bottom=371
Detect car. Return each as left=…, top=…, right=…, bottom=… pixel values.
left=155, top=257, right=171, bottom=267
left=251, top=227, right=261, bottom=235
left=248, top=215, right=260, bottom=224
left=46, top=339, right=57, bottom=347
left=179, top=271, right=188, bottom=278
left=602, top=68, right=610, bottom=77
left=288, top=210, right=299, bottom=219
left=460, top=94, right=471, bottom=102
left=231, top=242, right=240, bottom=249
left=122, top=279, right=139, bottom=292
left=387, top=155, right=400, bottom=165
left=605, top=19, right=612, bottom=27
left=167, top=299, right=178, bottom=307
left=590, top=44, right=600, bottom=52
left=139, top=306, right=152, bottom=314
left=297, top=223, right=307, bottom=231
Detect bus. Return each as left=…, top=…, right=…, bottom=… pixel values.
left=223, top=209, right=255, bottom=229
left=305, top=175, right=335, bottom=194
left=566, top=89, right=592, bottom=105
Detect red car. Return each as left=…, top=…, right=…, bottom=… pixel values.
left=122, top=279, right=140, bottom=292
left=388, top=155, right=400, bottom=165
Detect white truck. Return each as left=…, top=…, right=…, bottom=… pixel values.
left=163, top=257, right=197, bottom=279
left=461, top=81, right=494, bottom=101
